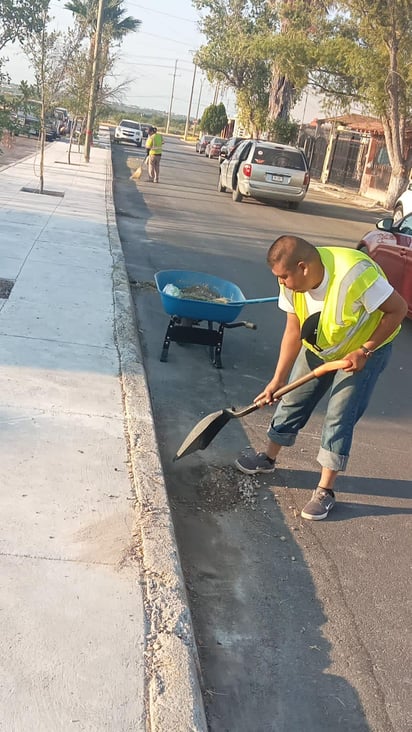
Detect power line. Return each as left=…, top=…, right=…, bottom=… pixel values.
left=138, top=31, right=195, bottom=47
left=126, top=2, right=198, bottom=24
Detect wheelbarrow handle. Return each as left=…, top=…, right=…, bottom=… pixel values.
left=226, top=296, right=279, bottom=306
left=223, top=321, right=257, bottom=330
left=229, top=358, right=351, bottom=418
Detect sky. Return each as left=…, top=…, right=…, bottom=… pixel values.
left=3, top=0, right=322, bottom=121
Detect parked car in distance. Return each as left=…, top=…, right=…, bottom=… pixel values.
left=393, top=184, right=412, bottom=222
left=218, top=136, right=246, bottom=163
left=205, top=136, right=226, bottom=159
left=357, top=215, right=412, bottom=318
left=114, top=119, right=143, bottom=147
left=195, top=134, right=213, bottom=154
left=218, top=139, right=310, bottom=208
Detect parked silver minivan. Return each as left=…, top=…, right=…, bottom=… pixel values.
left=218, top=139, right=310, bottom=208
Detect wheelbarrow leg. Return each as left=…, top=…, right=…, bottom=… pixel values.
left=210, top=322, right=224, bottom=369
left=160, top=316, right=177, bottom=362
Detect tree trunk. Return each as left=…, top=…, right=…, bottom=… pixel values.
left=384, top=171, right=409, bottom=209
left=267, top=69, right=295, bottom=121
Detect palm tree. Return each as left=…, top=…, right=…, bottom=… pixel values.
left=65, top=0, right=141, bottom=72
left=65, top=0, right=141, bottom=39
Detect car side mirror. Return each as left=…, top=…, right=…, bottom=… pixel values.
left=376, top=217, right=394, bottom=231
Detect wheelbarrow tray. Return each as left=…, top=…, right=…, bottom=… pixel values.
left=154, top=269, right=246, bottom=323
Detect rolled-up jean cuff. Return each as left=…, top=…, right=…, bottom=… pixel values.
left=267, top=426, right=297, bottom=447
left=317, top=446, right=348, bottom=472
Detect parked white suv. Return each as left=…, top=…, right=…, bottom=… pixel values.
left=393, top=183, right=412, bottom=221
left=114, top=119, right=143, bottom=147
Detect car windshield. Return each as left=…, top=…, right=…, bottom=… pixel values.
left=253, top=147, right=306, bottom=170
left=120, top=120, right=140, bottom=130
left=213, top=138, right=225, bottom=144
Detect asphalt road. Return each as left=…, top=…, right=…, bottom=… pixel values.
left=112, top=137, right=412, bottom=732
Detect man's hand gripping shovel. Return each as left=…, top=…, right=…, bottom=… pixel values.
left=174, top=358, right=351, bottom=461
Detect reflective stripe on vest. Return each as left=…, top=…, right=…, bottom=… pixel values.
left=148, top=133, right=163, bottom=155
left=288, top=247, right=400, bottom=361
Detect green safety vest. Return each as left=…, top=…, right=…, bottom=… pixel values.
left=285, top=246, right=400, bottom=361
left=147, top=133, right=163, bottom=155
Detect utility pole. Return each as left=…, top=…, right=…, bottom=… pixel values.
left=212, top=82, right=220, bottom=105
left=166, top=59, right=178, bottom=134
left=193, top=78, right=204, bottom=137
left=183, top=63, right=197, bottom=141
left=84, top=0, right=105, bottom=162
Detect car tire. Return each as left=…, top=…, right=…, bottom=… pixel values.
left=288, top=201, right=299, bottom=211
left=217, top=173, right=226, bottom=193
left=232, top=180, right=243, bottom=202
left=393, top=204, right=403, bottom=222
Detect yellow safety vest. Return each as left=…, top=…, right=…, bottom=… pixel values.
left=285, top=247, right=400, bottom=361
left=147, top=132, right=163, bottom=156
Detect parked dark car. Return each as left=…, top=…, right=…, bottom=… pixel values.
left=218, top=139, right=310, bottom=208
left=218, top=136, right=246, bottom=163
left=357, top=215, right=412, bottom=318
left=195, top=134, right=213, bottom=154
left=205, top=136, right=226, bottom=159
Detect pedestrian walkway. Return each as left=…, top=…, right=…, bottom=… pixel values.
left=0, top=138, right=206, bottom=731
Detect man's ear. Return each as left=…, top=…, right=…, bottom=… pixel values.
left=297, top=260, right=308, bottom=275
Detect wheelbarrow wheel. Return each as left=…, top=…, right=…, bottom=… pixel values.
left=232, top=179, right=243, bottom=202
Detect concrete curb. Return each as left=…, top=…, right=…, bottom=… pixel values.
left=104, top=155, right=208, bottom=732
left=309, top=179, right=387, bottom=210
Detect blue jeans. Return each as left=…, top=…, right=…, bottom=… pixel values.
left=267, top=344, right=392, bottom=471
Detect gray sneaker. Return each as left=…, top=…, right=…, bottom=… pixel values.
left=301, top=487, right=336, bottom=520
left=235, top=451, right=276, bottom=475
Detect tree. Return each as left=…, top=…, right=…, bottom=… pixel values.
left=199, top=103, right=228, bottom=135
left=65, top=0, right=141, bottom=155
left=23, top=7, right=84, bottom=189
left=266, top=0, right=329, bottom=122
left=0, top=0, right=48, bottom=139
left=0, top=0, right=47, bottom=50
left=268, top=0, right=412, bottom=206
left=193, top=0, right=277, bottom=135
left=65, top=0, right=141, bottom=85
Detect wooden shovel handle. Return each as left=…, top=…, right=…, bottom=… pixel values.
left=233, top=358, right=351, bottom=418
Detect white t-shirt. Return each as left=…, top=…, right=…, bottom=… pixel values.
left=278, top=262, right=393, bottom=316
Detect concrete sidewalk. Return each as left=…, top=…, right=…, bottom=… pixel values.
left=0, top=136, right=207, bottom=731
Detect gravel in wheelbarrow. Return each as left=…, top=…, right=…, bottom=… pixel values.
left=154, top=269, right=278, bottom=368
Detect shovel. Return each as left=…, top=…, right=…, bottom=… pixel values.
left=173, top=357, right=350, bottom=461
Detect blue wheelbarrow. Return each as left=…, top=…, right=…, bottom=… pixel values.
left=154, top=269, right=278, bottom=368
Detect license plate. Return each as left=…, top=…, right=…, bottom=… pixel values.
left=272, top=174, right=285, bottom=182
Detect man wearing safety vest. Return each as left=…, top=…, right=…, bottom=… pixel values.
left=145, top=126, right=164, bottom=183
left=235, top=235, right=407, bottom=520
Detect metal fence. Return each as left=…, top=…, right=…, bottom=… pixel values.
left=327, top=132, right=367, bottom=191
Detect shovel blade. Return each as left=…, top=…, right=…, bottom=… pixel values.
left=174, top=409, right=233, bottom=461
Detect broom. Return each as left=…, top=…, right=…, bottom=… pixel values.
left=130, top=161, right=143, bottom=180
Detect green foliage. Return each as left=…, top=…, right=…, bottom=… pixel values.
left=267, top=117, right=299, bottom=145
left=0, top=0, right=48, bottom=51
left=199, top=102, right=228, bottom=135
left=193, top=0, right=276, bottom=102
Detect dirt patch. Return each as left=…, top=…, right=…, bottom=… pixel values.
left=0, top=135, right=40, bottom=168
left=0, top=279, right=14, bottom=299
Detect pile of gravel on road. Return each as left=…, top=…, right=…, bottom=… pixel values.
left=195, top=464, right=260, bottom=512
